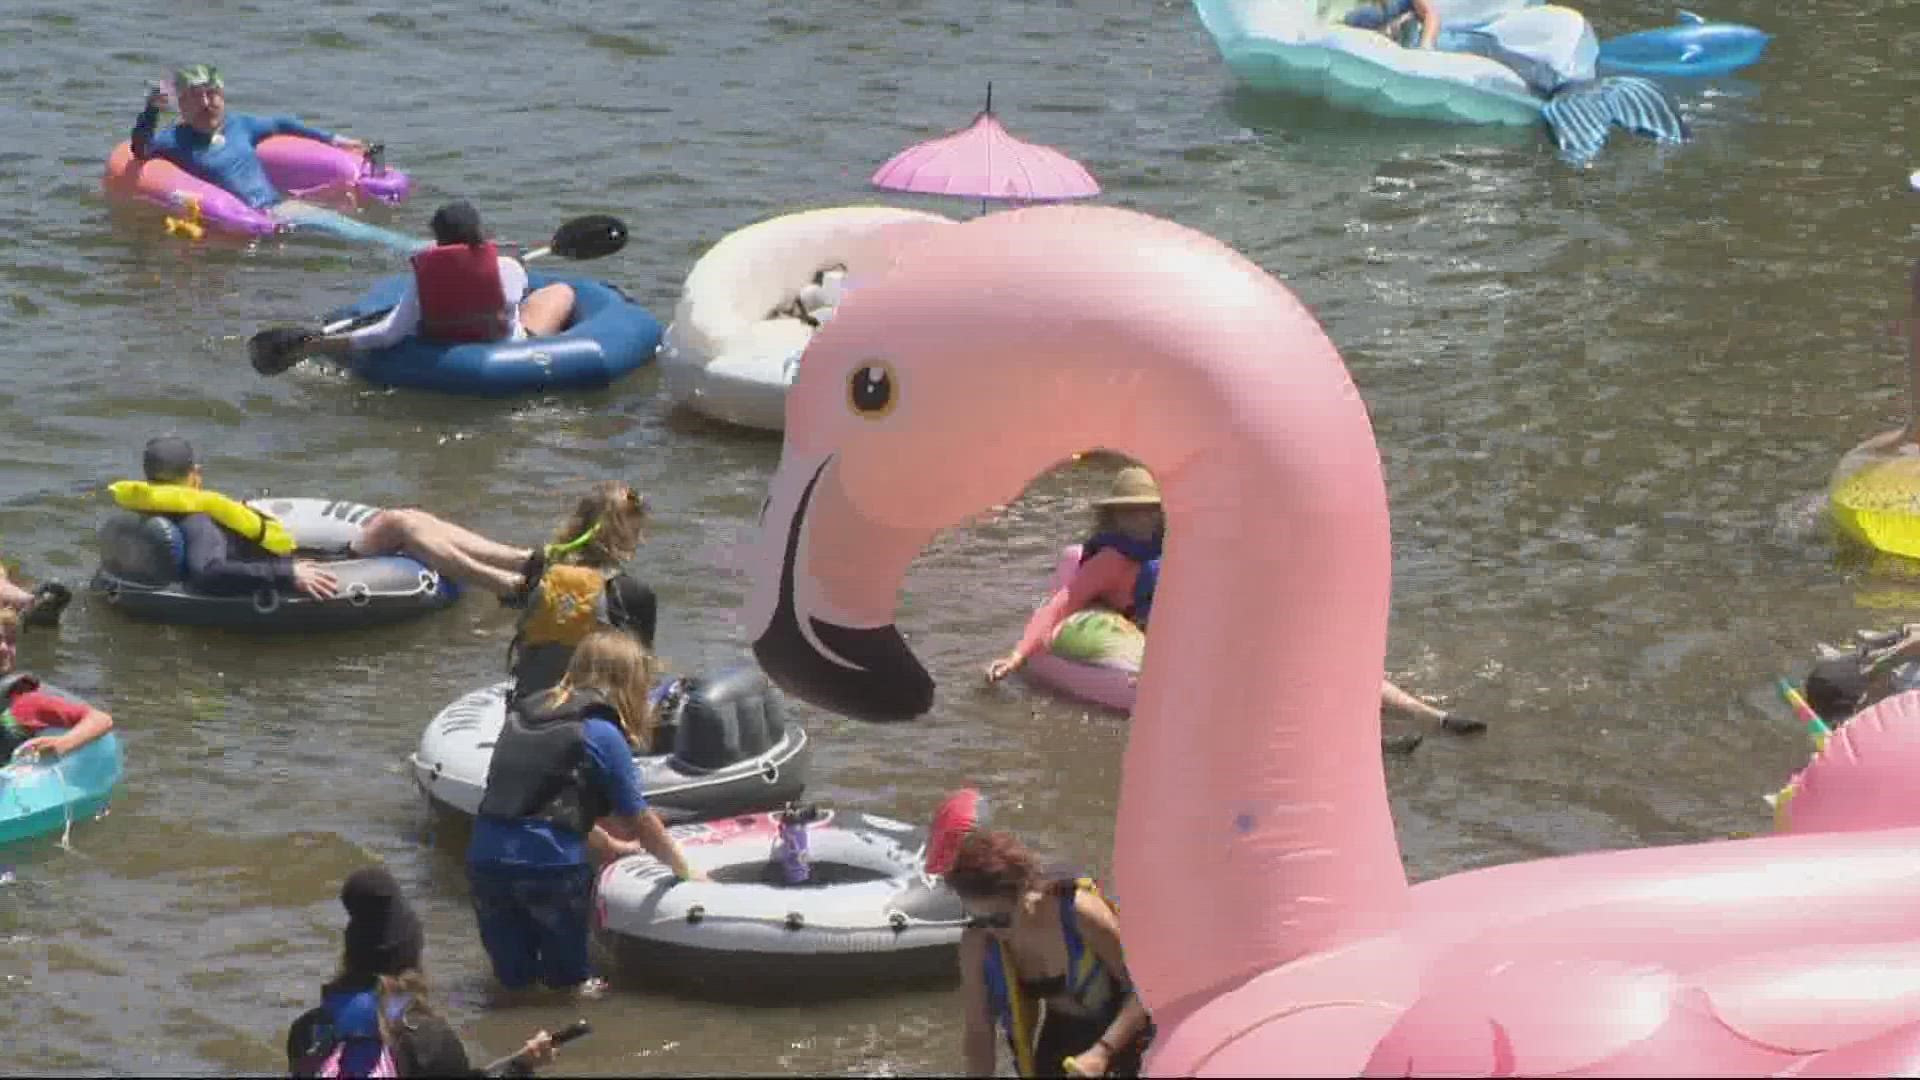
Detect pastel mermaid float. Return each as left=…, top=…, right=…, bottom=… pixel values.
left=740, top=203, right=1920, bottom=1076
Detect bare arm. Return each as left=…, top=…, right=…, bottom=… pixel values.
left=1411, top=0, right=1441, bottom=47
left=18, top=706, right=112, bottom=758
left=958, top=930, right=1000, bottom=1076
left=612, top=809, right=699, bottom=880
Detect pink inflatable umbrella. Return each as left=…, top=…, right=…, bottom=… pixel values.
left=871, top=83, right=1100, bottom=216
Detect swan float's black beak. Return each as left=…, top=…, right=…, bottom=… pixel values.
left=749, top=457, right=935, bottom=723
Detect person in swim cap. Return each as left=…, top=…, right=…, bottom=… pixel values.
left=304, top=200, right=578, bottom=357
left=983, top=463, right=1486, bottom=749
left=130, top=63, right=368, bottom=212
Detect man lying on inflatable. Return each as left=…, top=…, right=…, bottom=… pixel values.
left=115, top=435, right=561, bottom=602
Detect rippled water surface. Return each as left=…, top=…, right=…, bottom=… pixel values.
left=1, top=0, right=1917, bottom=1073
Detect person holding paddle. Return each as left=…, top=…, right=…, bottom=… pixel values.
left=287, top=866, right=572, bottom=1077
left=302, top=202, right=576, bottom=361
left=132, top=65, right=367, bottom=213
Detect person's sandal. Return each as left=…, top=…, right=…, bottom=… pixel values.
left=1439, top=712, right=1487, bottom=735
left=21, top=583, right=70, bottom=629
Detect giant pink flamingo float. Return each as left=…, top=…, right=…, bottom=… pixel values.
left=738, top=204, right=1920, bottom=1077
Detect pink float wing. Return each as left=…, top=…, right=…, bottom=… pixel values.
left=871, top=109, right=1100, bottom=203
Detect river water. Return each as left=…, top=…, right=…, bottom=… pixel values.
left=0, top=0, right=1914, bottom=1074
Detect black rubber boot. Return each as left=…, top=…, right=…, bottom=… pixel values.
left=1439, top=712, right=1488, bottom=735
left=20, top=583, right=70, bottom=629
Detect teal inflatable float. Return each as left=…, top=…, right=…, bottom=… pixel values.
left=1193, top=0, right=1690, bottom=162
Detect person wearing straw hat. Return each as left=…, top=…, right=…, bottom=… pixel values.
left=984, top=465, right=1485, bottom=744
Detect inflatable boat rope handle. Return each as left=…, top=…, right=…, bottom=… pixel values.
left=249, top=214, right=633, bottom=376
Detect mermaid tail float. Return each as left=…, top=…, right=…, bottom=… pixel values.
left=739, top=204, right=1920, bottom=1076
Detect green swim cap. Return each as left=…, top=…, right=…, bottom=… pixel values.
left=173, top=64, right=223, bottom=93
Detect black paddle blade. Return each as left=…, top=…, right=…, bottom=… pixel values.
left=249, top=326, right=318, bottom=376
left=549, top=214, right=628, bottom=260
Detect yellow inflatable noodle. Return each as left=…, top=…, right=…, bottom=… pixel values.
left=1830, top=454, right=1920, bottom=560
left=107, top=481, right=295, bottom=555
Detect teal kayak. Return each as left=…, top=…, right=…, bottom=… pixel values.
left=1, top=720, right=124, bottom=847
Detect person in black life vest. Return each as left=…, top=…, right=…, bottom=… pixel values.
left=505, top=481, right=659, bottom=704
left=934, top=826, right=1152, bottom=1079
left=286, top=866, right=559, bottom=1077
left=467, top=630, right=702, bottom=999
left=307, top=200, right=577, bottom=358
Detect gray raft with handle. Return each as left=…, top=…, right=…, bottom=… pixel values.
left=90, top=496, right=460, bottom=631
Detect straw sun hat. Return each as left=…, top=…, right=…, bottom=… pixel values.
left=1092, top=466, right=1162, bottom=508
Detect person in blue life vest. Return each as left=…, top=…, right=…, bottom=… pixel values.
left=467, top=630, right=704, bottom=1000
left=935, top=825, right=1152, bottom=1079
left=306, top=201, right=577, bottom=358
left=126, top=434, right=550, bottom=601
left=132, top=65, right=368, bottom=212
left=984, top=464, right=1488, bottom=748
left=287, top=866, right=559, bottom=1077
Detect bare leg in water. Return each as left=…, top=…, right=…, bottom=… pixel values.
left=519, top=283, right=576, bottom=337
left=352, top=509, right=531, bottom=597
left=1382, top=679, right=1485, bottom=734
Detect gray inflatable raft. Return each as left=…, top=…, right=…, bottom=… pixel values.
left=90, top=497, right=459, bottom=631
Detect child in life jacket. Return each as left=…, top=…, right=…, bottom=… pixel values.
left=307, top=200, right=577, bottom=356
left=507, top=481, right=658, bottom=703
left=0, top=608, right=113, bottom=764
left=287, top=866, right=560, bottom=1078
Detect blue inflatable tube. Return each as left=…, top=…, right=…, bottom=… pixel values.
left=323, top=272, right=664, bottom=396
left=1, top=679, right=124, bottom=848
left=1597, top=12, right=1769, bottom=78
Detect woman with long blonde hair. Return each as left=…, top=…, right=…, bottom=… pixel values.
left=508, top=481, right=660, bottom=702
left=469, top=629, right=701, bottom=998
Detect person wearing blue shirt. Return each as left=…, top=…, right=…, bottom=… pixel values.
left=467, top=629, right=702, bottom=998
left=130, top=64, right=366, bottom=212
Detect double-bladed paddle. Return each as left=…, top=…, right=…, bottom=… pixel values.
left=248, top=214, right=630, bottom=376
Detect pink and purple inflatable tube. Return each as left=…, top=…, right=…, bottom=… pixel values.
left=1020, top=544, right=1141, bottom=714
left=102, top=136, right=412, bottom=239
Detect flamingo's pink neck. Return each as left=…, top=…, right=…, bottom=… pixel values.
left=1111, top=439, right=1412, bottom=1014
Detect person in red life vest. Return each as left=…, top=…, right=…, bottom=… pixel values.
left=0, top=608, right=113, bottom=764
left=308, top=200, right=577, bottom=356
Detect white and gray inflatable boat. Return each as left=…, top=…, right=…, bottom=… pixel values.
left=411, top=666, right=811, bottom=826
left=593, top=805, right=966, bottom=997
left=91, top=497, right=458, bottom=631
